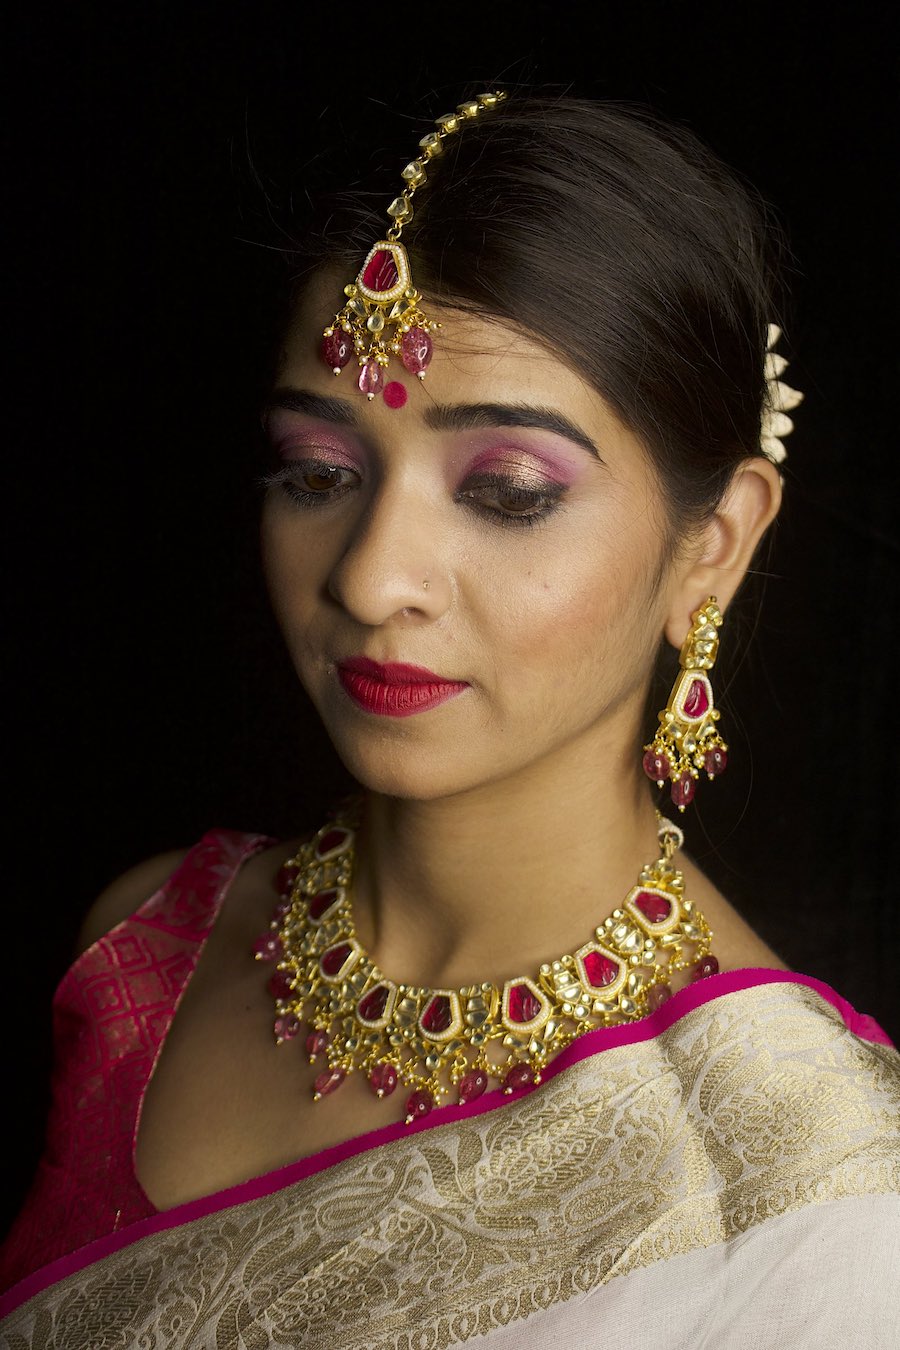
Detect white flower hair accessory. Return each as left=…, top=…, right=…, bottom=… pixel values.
left=761, top=323, right=803, bottom=464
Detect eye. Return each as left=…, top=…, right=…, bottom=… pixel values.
left=457, top=473, right=566, bottom=527
left=262, top=460, right=360, bottom=509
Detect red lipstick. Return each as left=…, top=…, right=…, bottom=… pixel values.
left=337, top=657, right=469, bottom=718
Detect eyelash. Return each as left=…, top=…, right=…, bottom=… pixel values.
left=261, top=461, right=567, bottom=529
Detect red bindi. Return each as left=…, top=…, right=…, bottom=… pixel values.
left=383, top=381, right=409, bottom=409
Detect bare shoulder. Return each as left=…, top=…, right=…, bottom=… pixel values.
left=75, top=848, right=191, bottom=956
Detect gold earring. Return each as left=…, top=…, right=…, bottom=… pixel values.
left=642, top=597, right=728, bottom=811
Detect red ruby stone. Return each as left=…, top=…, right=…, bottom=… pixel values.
left=405, top=1089, right=435, bottom=1124
left=421, top=995, right=454, bottom=1035
left=647, top=982, right=672, bottom=1012
left=274, top=1013, right=300, bottom=1042
left=268, top=968, right=295, bottom=1000
left=321, top=330, right=353, bottom=373
left=670, top=775, right=696, bottom=811
left=316, top=827, right=349, bottom=859
left=368, top=1062, right=399, bottom=1098
left=320, top=943, right=353, bottom=978
left=690, top=955, right=720, bottom=981
left=253, top=931, right=282, bottom=962
left=642, top=749, right=671, bottom=784
left=400, top=327, right=433, bottom=378
left=503, top=1063, right=535, bottom=1094
left=275, top=861, right=299, bottom=897
left=362, top=248, right=399, bottom=292
left=305, top=1028, right=330, bottom=1061
left=313, top=1066, right=346, bottom=1098
left=581, top=950, right=620, bottom=989
left=704, top=747, right=728, bottom=778
left=682, top=677, right=710, bottom=719
left=506, top=982, right=542, bottom=1024
left=457, top=1069, right=489, bottom=1104
left=358, top=362, right=384, bottom=399
left=358, top=983, right=391, bottom=1023
left=308, top=889, right=341, bottom=922
left=634, top=890, right=674, bottom=924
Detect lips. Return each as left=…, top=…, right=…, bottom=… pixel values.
left=336, top=657, right=469, bottom=718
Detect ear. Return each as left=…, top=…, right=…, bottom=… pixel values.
left=663, top=456, right=782, bottom=648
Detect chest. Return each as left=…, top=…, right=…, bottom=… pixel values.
left=134, top=912, right=404, bottom=1210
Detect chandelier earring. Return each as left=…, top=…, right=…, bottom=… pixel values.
left=642, top=597, right=728, bottom=812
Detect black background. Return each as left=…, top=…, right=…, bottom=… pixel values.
left=5, top=1, right=898, bottom=1231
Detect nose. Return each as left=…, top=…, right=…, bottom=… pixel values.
left=326, top=481, right=451, bottom=626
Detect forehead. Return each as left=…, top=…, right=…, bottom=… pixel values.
left=280, top=270, right=629, bottom=445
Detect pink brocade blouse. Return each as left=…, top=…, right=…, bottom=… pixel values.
left=0, top=829, right=272, bottom=1293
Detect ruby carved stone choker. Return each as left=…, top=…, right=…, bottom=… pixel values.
left=254, top=806, right=718, bottom=1124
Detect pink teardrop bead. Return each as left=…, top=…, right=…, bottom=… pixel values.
left=322, top=330, right=353, bottom=373
left=253, top=931, right=282, bottom=962
left=274, top=1013, right=300, bottom=1043
left=503, top=1063, right=535, bottom=1095
left=690, top=955, right=720, bottom=982
left=400, top=326, right=433, bottom=378
left=267, top=969, right=294, bottom=1000
left=305, top=1029, right=330, bottom=1062
left=642, top=749, right=670, bottom=784
left=358, top=362, right=383, bottom=399
left=404, top=1089, right=435, bottom=1124
left=313, top=1066, right=346, bottom=1098
left=457, top=1069, right=489, bottom=1104
left=670, top=775, right=696, bottom=811
left=646, top=982, right=672, bottom=1012
left=368, top=1062, right=399, bottom=1098
left=704, top=747, right=728, bottom=778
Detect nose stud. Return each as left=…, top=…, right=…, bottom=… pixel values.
left=422, top=579, right=430, bottom=590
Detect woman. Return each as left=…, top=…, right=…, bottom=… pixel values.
left=1, top=92, right=897, bottom=1347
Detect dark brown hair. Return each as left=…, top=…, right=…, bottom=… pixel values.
left=284, top=96, right=782, bottom=530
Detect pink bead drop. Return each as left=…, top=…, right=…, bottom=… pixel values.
left=646, top=983, right=672, bottom=1012
left=253, top=931, right=282, bottom=962
left=305, top=1029, right=330, bottom=1062
left=358, top=362, right=383, bottom=399
left=274, top=1013, right=300, bottom=1043
left=503, top=1063, right=535, bottom=1095
left=670, top=775, right=696, bottom=811
left=704, top=747, right=728, bottom=778
left=400, top=326, right=433, bottom=378
left=690, top=955, right=720, bottom=982
left=313, top=1067, right=346, bottom=1098
left=275, top=861, right=299, bottom=897
left=457, top=1069, right=489, bottom=1104
left=642, top=749, right=671, bottom=784
left=322, top=330, right=353, bottom=373
left=267, top=969, right=294, bottom=1000
left=368, top=1062, right=399, bottom=1098
left=404, top=1089, right=435, bottom=1124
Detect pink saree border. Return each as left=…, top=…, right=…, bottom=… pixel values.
left=2, top=965, right=894, bottom=1319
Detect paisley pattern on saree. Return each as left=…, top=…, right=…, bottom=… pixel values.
left=3, top=980, right=898, bottom=1349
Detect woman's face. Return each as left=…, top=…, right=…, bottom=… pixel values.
left=261, top=276, right=680, bottom=801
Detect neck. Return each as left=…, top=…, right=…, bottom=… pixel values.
left=353, top=716, right=664, bottom=989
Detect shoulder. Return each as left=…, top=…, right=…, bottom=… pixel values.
left=74, top=847, right=191, bottom=955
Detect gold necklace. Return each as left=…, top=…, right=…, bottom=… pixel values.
left=254, top=806, right=716, bottom=1123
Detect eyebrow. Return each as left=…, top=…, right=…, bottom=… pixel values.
left=265, top=388, right=603, bottom=462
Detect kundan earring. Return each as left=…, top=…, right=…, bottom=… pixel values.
left=643, top=597, right=728, bottom=811
left=321, top=92, right=507, bottom=398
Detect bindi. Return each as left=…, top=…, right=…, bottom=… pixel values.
left=383, top=381, right=409, bottom=410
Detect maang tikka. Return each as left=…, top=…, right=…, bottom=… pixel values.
left=643, top=597, right=728, bottom=811
left=321, top=91, right=508, bottom=399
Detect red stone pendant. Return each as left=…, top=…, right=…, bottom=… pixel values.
left=313, top=1067, right=346, bottom=1099
left=642, top=750, right=671, bottom=784
left=321, top=330, right=353, bottom=375
left=503, top=1063, right=535, bottom=1094
left=369, top=1062, right=399, bottom=1098
left=305, top=1029, right=330, bottom=1061
left=404, top=1090, right=435, bottom=1124
left=400, top=327, right=433, bottom=379
left=457, top=1069, right=489, bottom=1104
left=315, top=826, right=351, bottom=860
left=308, top=888, right=344, bottom=923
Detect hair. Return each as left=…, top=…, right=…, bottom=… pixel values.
left=279, top=95, right=783, bottom=534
